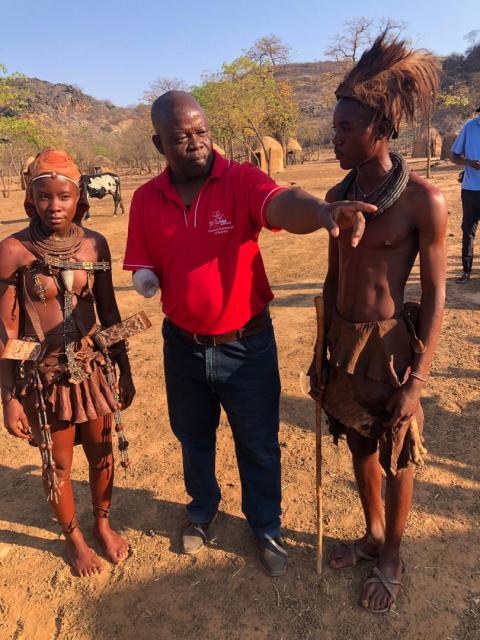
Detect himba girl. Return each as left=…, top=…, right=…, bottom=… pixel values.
left=0, top=149, right=135, bottom=576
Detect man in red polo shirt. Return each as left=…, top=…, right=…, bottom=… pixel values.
left=124, top=91, right=375, bottom=576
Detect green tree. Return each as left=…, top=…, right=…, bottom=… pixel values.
left=0, top=65, right=66, bottom=195
left=193, top=56, right=298, bottom=174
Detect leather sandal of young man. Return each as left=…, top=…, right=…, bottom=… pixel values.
left=256, top=535, right=288, bottom=577
left=182, top=515, right=216, bottom=555
left=361, top=564, right=406, bottom=614
left=329, top=539, right=379, bottom=569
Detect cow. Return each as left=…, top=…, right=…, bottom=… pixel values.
left=81, top=172, right=125, bottom=217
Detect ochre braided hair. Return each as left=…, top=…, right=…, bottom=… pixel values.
left=335, top=33, right=441, bottom=139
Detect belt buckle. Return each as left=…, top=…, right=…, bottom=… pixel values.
left=193, top=333, right=216, bottom=347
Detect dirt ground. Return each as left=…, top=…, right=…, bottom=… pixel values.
left=0, top=157, right=478, bottom=640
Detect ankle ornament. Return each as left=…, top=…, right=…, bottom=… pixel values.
left=61, top=516, right=78, bottom=535
left=92, top=504, right=110, bottom=519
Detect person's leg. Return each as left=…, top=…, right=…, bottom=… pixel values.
left=46, top=422, right=104, bottom=576
left=163, top=321, right=222, bottom=524
left=360, top=406, right=423, bottom=611
left=23, top=394, right=104, bottom=576
left=460, top=190, right=479, bottom=277
left=215, top=325, right=282, bottom=540
left=329, top=429, right=385, bottom=568
left=81, top=414, right=129, bottom=564
left=359, top=464, right=412, bottom=612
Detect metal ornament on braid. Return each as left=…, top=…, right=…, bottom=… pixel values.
left=338, top=152, right=410, bottom=221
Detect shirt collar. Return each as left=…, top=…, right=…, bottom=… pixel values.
left=153, top=150, right=229, bottom=192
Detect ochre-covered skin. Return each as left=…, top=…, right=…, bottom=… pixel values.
left=0, top=151, right=135, bottom=577
left=316, top=48, right=447, bottom=612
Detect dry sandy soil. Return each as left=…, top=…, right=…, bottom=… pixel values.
left=0, top=157, right=478, bottom=640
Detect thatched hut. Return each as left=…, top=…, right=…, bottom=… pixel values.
left=440, top=130, right=460, bottom=160
left=253, top=136, right=284, bottom=174
left=212, top=143, right=225, bottom=156
left=286, top=138, right=303, bottom=165
left=20, top=156, right=35, bottom=190
left=88, top=155, right=115, bottom=175
left=411, top=127, right=442, bottom=158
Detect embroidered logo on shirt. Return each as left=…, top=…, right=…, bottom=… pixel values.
left=208, top=211, right=234, bottom=235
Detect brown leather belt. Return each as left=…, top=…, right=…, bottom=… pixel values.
left=169, top=307, right=270, bottom=347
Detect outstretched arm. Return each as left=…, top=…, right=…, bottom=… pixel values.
left=265, top=187, right=377, bottom=247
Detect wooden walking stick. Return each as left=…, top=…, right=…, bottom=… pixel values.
left=313, top=295, right=325, bottom=575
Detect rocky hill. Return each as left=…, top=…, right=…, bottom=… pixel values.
left=274, top=60, right=345, bottom=140
left=3, top=46, right=479, bottom=154
left=3, top=77, right=137, bottom=134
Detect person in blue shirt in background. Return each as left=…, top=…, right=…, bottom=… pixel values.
left=451, top=105, right=480, bottom=283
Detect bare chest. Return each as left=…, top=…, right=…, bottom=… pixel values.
left=338, top=201, right=417, bottom=255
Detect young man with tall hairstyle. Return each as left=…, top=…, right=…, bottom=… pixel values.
left=312, top=35, right=447, bottom=612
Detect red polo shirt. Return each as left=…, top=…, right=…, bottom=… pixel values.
left=123, top=152, right=286, bottom=334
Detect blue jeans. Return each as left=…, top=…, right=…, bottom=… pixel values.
left=461, top=189, right=480, bottom=273
left=162, top=317, right=282, bottom=539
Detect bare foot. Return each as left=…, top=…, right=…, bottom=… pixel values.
left=329, top=535, right=383, bottom=569
left=93, top=519, right=129, bottom=564
left=65, top=528, right=104, bottom=577
left=360, top=554, right=405, bottom=613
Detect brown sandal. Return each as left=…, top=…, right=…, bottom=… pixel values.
left=329, top=539, right=379, bottom=569
left=361, top=564, right=406, bottom=614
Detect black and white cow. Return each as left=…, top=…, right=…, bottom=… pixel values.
left=81, top=172, right=125, bottom=217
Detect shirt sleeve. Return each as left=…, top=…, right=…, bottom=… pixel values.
left=241, top=163, right=287, bottom=230
left=451, top=125, right=467, bottom=156
left=123, top=189, right=156, bottom=271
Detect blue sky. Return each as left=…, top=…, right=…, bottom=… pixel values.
left=2, top=0, right=479, bottom=106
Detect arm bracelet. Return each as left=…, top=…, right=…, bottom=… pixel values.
left=410, top=371, right=428, bottom=384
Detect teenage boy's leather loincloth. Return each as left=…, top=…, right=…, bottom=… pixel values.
left=323, top=304, right=425, bottom=476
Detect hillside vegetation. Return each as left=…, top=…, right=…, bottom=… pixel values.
left=0, top=40, right=479, bottom=185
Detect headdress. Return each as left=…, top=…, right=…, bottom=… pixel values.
left=24, top=148, right=89, bottom=222
left=335, top=33, right=441, bottom=138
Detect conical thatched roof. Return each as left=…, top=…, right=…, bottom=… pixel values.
left=93, top=155, right=113, bottom=166
left=412, top=126, right=442, bottom=158
left=20, top=156, right=36, bottom=190
left=22, top=156, right=35, bottom=173
left=88, top=155, right=115, bottom=175
left=253, top=136, right=284, bottom=173
left=440, top=129, right=460, bottom=160
left=287, top=138, right=302, bottom=152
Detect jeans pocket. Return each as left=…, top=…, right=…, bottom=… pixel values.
left=242, top=326, right=275, bottom=354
